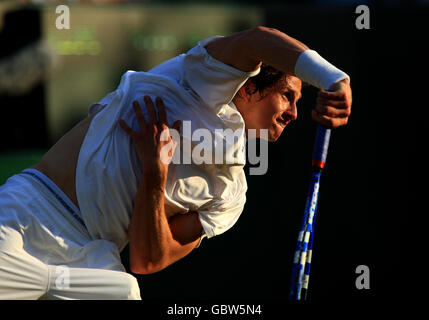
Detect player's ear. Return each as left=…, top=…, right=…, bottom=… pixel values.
left=237, top=80, right=256, bottom=102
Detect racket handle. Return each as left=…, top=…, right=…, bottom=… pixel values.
left=312, top=124, right=331, bottom=169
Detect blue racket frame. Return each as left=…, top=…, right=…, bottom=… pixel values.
left=289, top=124, right=331, bottom=300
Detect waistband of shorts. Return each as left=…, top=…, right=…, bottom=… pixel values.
left=20, top=168, right=87, bottom=229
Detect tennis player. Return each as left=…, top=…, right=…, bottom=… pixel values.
left=0, top=27, right=351, bottom=299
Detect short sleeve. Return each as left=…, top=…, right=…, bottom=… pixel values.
left=183, top=36, right=260, bottom=113
left=198, top=195, right=246, bottom=240
left=197, top=169, right=247, bottom=239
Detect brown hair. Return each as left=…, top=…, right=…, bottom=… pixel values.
left=247, top=64, right=286, bottom=96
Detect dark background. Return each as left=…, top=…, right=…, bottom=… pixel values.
left=127, top=5, right=419, bottom=308
left=0, top=0, right=421, bottom=311
left=124, top=5, right=419, bottom=304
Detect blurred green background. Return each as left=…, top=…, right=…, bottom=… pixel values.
left=0, top=150, right=44, bottom=184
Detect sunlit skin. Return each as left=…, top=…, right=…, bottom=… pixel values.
left=233, top=76, right=352, bottom=142
left=233, top=75, right=302, bottom=142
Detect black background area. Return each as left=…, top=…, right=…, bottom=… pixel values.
left=119, top=5, right=420, bottom=304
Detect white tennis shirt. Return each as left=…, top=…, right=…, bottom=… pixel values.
left=76, top=36, right=260, bottom=251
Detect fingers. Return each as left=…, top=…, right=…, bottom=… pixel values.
left=132, top=101, right=147, bottom=133
left=314, top=85, right=352, bottom=128
left=316, top=96, right=348, bottom=109
left=118, top=119, right=134, bottom=137
left=120, top=99, right=150, bottom=137
left=171, top=120, right=181, bottom=134
left=144, top=96, right=169, bottom=126
left=315, top=104, right=350, bottom=118
left=143, top=95, right=157, bottom=124
left=123, top=96, right=179, bottom=135
left=311, top=110, right=348, bottom=128
left=318, top=90, right=346, bottom=101
left=156, top=97, right=167, bottom=125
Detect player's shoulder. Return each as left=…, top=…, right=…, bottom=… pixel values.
left=149, top=54, right=185, bottom=77
left=116, top=68, right=177, bottom=92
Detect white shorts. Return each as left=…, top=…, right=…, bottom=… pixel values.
left=0, top=169, right=141, bottom=300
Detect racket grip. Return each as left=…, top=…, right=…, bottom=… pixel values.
left=312, top=124, right=331, bottom=169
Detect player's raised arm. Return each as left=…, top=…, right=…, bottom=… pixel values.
left=205, top=26, right=309, bottom=74
left=205, top=26, right=349, bottom=89
left=206, top=26, right=352, bottom=128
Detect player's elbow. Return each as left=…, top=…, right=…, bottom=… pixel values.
left=129, top=248, right=168, bottom=274
left=244, top=26, right=283, bottom=59
left=247, top=26, right=282, bottom=40
left=250, top=25, right=277, bottom=34
left=246, top=26, right=308, bottom=54
left=130, top=264, right=159, bottom=275
left=130, top=258, right=166, bottom=275
left=245, top=26, right=272, bottom=47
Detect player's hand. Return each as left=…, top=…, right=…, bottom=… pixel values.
left=312, top=78, right=352, bottom=128
left=119, top=96, right=181, bottom=186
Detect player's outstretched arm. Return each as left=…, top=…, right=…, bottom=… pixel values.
left=119, top=96, right=203, bottom=275
left=206, top=26, right=352, bottom=128
left=205, top=26, right=309, bottom=74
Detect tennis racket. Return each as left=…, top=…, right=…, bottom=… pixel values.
left=289, top=124, right=331, bottom=300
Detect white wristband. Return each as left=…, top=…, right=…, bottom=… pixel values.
left=294, top=50, right=350, bottom=90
